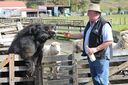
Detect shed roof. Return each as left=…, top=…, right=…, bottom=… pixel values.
left=20, top=8, right=38, bottom=12
left=41, top=4, right=70, bottom=8
left=0, top=1, right=26, bottom=7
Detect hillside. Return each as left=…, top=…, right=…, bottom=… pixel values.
left=2, top=0, right=128, bottom=11
left=100, top=0, right=128, bottom=11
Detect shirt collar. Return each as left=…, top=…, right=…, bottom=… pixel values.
left=89, top=19, right=99, bottom=27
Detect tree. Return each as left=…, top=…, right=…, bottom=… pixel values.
left=90, top=0, right=101, bottom=4
left=109, top=8, right=113, bottom=15
left=26, top=1, right=44, bottom=8
left=78, top=0, right=88, bottom=15
left=117, top=7, right=122, bottom=14
left=70, top=0, right=88, bottom=15
left=51, top=0, right=60, bottom=5
left=47, top=0, right=67, bottom=5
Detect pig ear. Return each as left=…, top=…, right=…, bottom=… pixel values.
left=29, top=24, right=40, bottom=34
left=28, top=25, right=35, bottom=34
left=43, top=24, right=49, bottom=31
left=44, top=24, right=55, bottom=31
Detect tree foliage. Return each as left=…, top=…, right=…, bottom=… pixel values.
left=25, top=0, right=90, bottom=15
left=90, top=0, right=101, bottom=4
left=26, top=1, right=44, bottom=8
left=117, top=7, right=122, bottom=14
left=70, top=0, right=88, bottom=14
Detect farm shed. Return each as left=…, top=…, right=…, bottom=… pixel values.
left=0, top=1, right=27, bottom=17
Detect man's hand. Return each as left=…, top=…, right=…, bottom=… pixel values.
left=64, top=32, right=71, bottom=38
left=87, top=47, right=98, bottom=55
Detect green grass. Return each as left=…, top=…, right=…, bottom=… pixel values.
left=104, top=15, right=128, bottom=31
left=112, top=24, right=128, bottom=31
left=101, top=0, right=128, bottom=11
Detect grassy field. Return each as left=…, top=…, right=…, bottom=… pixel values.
left=44, top=14, right=128, bottom=32
left=100, top=0, right=128, bottom=11
left=104, top=15, right=128, bottom=31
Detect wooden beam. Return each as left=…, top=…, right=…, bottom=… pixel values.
left=109, top=61, right=128, bottom=77
left=9, top=54, right=15, bottom=85
left=1, top=66, right=27, bottom=72
left=0, top=77, right=33, bottom=83
left=86, top=61, right=128, bottom=85
left=0, top=55, right=9, bottom=70
left=73, top=59, right=78, bottom=85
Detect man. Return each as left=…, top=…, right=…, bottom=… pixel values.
left=64, top=3, right=113, bottom=85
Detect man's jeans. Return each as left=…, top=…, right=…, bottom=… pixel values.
left=88, top=59, right=109, bottom=85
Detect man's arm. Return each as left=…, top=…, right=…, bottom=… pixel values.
left=88, top=40, right=113, bottom=55
left=88, top=23, right=113, bottom=55
left=64, top=32, right=83, bottom=39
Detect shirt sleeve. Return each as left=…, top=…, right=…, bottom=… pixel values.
left=102, top=23, right=113, bottom=42
left=81, top=31, right=84, bottom=37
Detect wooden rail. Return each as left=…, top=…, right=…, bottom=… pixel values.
left=0, top=19, right=128, bottom=85
left=42, top=54, right=74, bottom=85
left=73, top=49, right=128, bottom=85
left=0, top=54, right=15, bottom=85
left=0, top=54, right=35, bottom=84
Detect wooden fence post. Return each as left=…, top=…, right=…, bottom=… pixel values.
left=73, top=59, right=78, bottom=85
left=34, top=65, right=43, bottom=85
left=9, top=54, right=15, bottom=85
